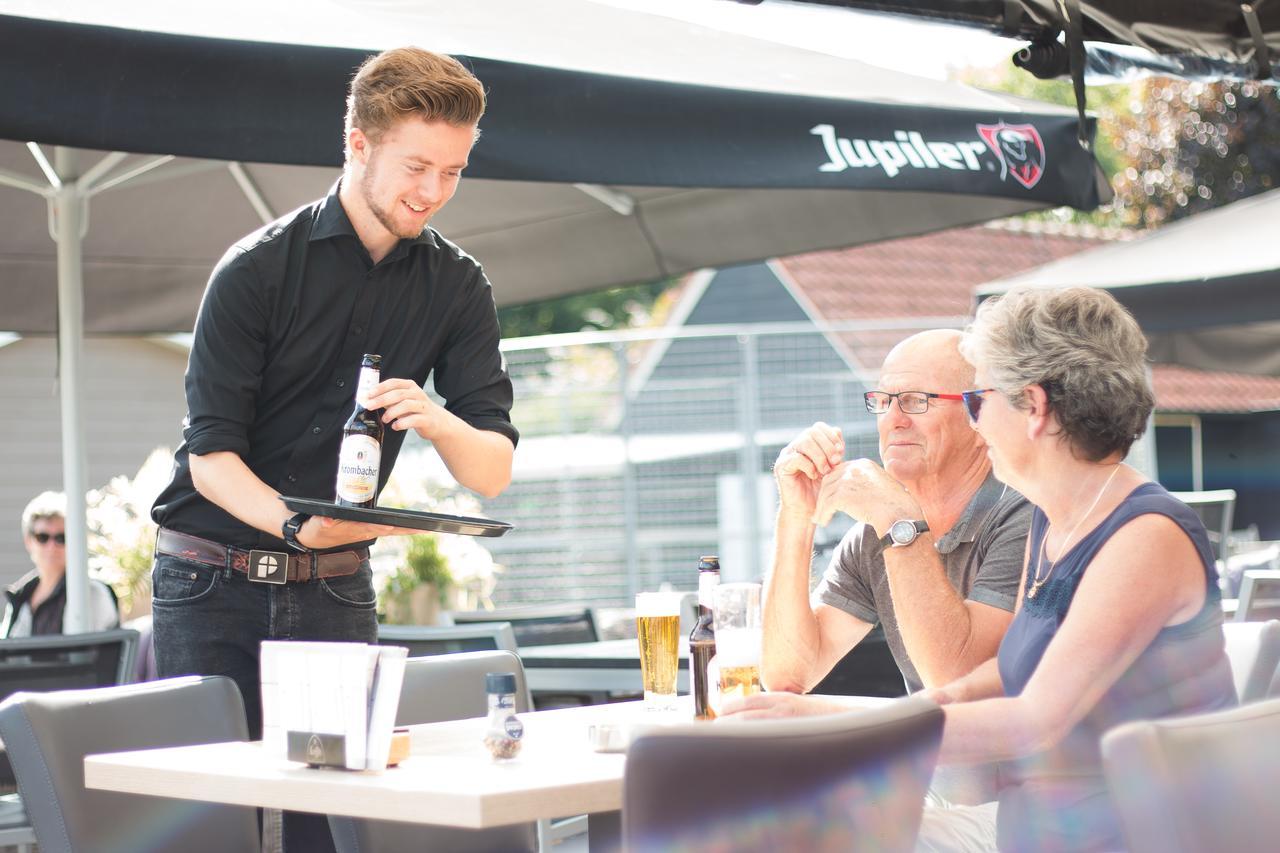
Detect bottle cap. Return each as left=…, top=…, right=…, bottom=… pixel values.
left=698, top=555, right=720, bottom=571
left=486, top=672, right=517, bottom=694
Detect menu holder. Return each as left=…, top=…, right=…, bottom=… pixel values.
left=261, top=641, right=408, bottom=771
left=280, top=496, right=512, bottom=538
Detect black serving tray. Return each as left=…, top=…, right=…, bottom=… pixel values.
left=280, top=496, right=512, bottom=538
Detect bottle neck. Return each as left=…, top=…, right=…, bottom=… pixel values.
left=355, top=366, right=381, bottom=409
left=697, top=570, right=720, bottom=609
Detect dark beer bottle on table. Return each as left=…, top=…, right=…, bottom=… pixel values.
left=334, top=353, right=384, bottom=508
left=690, top=555, right=720, bottom=720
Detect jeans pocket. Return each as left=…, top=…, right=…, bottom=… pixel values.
left=319, top=562, right=376, bottom=609
left=151, top=557, right=221, bottom=606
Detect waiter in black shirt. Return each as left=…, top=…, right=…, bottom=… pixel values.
left=150, top=47, right=517, bottom=851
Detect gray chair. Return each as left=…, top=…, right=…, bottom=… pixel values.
left=0, top=675, right=259, bottom=853
left=328, top=650, right=538, bottom=853
left=449, top=604, right=599, bottom=647
left=1171, top=489, right=1236, bottom=562
left=0, top=628, right=140, bottom=851
left=623, top=695, right=944, bottom=853
left=376, top=621, right=518, bottom=656
left=1222, top=620, right=1280, bottom=703
left=1102, top=696, right=1280, bottom=853
left=1235, top=569, right=1280, bottom=622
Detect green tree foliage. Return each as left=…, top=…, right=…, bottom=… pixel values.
left=497, top=279, right=672, bottom=338
left=957, top=64, right=1280, bottom=230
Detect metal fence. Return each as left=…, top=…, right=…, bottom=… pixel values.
left=404, top=319, right=966, bottom=609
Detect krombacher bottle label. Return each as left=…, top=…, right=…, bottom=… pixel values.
left=334, top=354, right=384, bottom=508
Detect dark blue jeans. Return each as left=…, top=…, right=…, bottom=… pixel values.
left=152, top=550, right=378, bottom=853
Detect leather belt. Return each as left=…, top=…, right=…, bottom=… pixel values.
left=156, top=528, right=366, bottom=584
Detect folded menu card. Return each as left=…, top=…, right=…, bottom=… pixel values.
left=260, top=640, right=407, bottom=771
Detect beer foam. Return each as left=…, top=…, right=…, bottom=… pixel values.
left=634, top=592, right=682, bottom=617
left=716, top=627, right=761, bottom=667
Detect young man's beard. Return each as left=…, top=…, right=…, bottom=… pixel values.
left=360, top=154, right=426, bottom=240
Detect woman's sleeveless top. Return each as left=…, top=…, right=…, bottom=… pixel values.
left=994, top=482, right=1237, bottom=852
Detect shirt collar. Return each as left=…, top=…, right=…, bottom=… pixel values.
left=934, top=471, right=1011, bottom=554
left=309, top=177, right=441, bottom=255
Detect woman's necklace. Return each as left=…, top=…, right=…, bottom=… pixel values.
left=1028, top=464, right=1121, bottom=599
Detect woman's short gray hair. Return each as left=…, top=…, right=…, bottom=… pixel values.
left=21, top=490, right=66, bottom=536
left=962, top=286, right=1154, bottom=462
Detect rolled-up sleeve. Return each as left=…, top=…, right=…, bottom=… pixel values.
left=432, top=266, right=519, bottom=448
left=814, top=527, right=880, bottom=626
left=183, top=247, right=271, bottom=457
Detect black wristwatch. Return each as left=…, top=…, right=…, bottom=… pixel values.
left=880, top=519, right=929, bottom=549
left=282, top=512, right=312, bottom=552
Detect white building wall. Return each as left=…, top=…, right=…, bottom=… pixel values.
left=0, top=337, right=188, bottom=586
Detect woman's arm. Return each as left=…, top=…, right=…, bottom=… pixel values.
left=937, top=513, right=1207, bottom=765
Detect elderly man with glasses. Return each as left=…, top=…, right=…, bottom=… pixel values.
left=755, top=329, right=1031, bottom=806
left=2, top=491, right=119, bottom=637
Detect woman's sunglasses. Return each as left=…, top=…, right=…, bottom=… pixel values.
left=961, top=389, right=996, bottom=424
left=31, top=532, right=66, bottom=545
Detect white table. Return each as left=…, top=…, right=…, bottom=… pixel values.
left=85, top=695, right=892, bottom=850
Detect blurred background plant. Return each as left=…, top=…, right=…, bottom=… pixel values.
left=85, top=446, right=171, bottom=622
left=372, top=470, right=503, bottom=622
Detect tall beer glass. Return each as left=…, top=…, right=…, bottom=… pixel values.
left=635, top=592, right=681, bottom=711
left=712, top=582, right=762, bottom=702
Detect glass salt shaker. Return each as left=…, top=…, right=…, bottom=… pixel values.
left=483, top=672, right=524, bottom=761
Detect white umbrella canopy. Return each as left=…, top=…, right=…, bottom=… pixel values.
left=978, top=189, right=1280, bottom=377
left=0, top=0, right=1112, bottom=628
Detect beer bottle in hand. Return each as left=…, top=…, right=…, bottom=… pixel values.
left=690, top=555, right=720, bottom=720
left=334, top=353, right=384, bottom=508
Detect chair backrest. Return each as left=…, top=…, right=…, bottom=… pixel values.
left=1171, top=489, right=1236, bottom=562
left=376, top=622, right=518, bottom=656
left=1101, top=696, right=1280, bottom=853
left=1236, top=570, right=1280, bottom=622
left=0, top=675, right=259, bottom=853
left=1221, top=620, right=1280, bottom=703
left=449, top=604, right=598, bottom=646
left=329, top=650, right=536, bottom=853
left=623, top=695, right=943, bottom=853
left=0, top=628, right=140, bottom=705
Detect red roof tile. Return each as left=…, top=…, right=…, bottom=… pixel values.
left=772, top=225, right=1280, bottom=414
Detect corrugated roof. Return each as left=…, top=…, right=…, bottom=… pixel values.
left=772, top=225, right=1280, bottom=414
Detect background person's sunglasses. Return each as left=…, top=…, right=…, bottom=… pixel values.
left=31, top=532, right=66, bottom=545
left=962, top=389, right=996, bottom=423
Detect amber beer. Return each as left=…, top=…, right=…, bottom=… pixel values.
left=712, top=582, right=763, bottom=703
left=689, top=556, right=720, bottom=720
left=635, top=592, right=681, bottom=711
left=335, top=354, right=384, bottom=508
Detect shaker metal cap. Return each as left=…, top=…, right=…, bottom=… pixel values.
left=486, top=672, right=517, bottom=694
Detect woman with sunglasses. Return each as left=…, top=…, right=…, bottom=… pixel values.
left=919, top=285, right=1235, bottom=851
left=2, top=491, right=119, bottom=637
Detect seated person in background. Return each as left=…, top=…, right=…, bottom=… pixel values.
left=2, top=491, right=119, bottom=637
left=764, top=329, right=1031, bottom=804
left=731, top=287, right=1237, bottom=852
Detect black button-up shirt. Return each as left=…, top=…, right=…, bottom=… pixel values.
left=153, top=181, right=518, bottom=551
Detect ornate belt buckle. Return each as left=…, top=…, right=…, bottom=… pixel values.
left=247, top=550, right=289, bottom=585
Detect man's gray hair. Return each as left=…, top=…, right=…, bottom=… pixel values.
left=961, top=286, right=1154, bottom=462
left=21, top=491, right=66, bottom=536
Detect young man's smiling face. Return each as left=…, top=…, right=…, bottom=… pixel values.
left=347, top=116, right=476, bottom=244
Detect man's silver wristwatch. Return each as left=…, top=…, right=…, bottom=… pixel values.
left=880, top=519, right=929, bottom=549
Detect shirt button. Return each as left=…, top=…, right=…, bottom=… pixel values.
left=337, top=379, right=345, bottom=388
left=287, top=473, right=297, bottom=483
left=312, top=426, right=322, bottom=434
left=353, top=326, right=363, bottom=335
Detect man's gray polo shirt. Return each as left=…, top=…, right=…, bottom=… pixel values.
left=814, top=471, right=1031, bottom=693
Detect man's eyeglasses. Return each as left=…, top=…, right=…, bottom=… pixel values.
left=31, top=532, right=66, bottom=545
left=863, top=391, right=964, bottom=415
left=961, top=389, right=996, bottom=424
